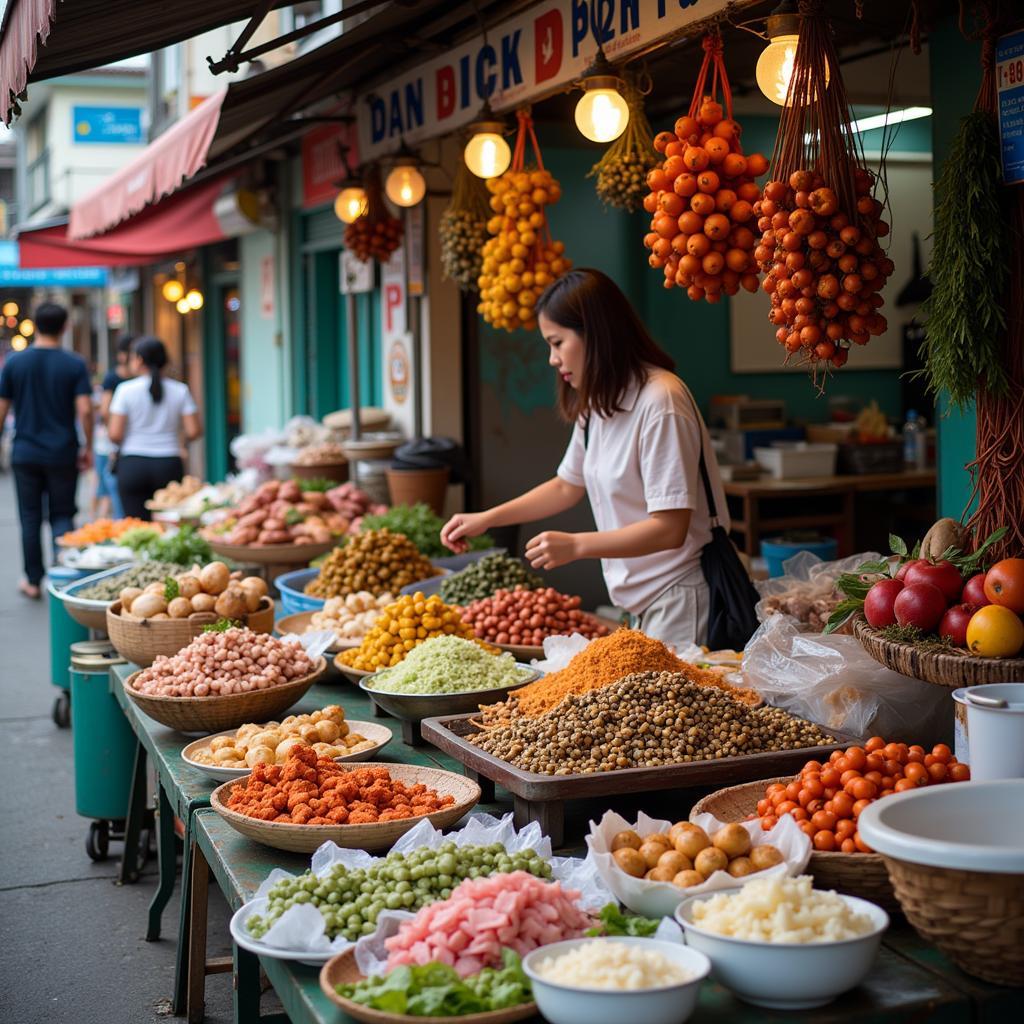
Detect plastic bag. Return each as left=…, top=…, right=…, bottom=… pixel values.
left=755, top=550, right=883, bottom=632
left=742, top=615, right=952, bottom=744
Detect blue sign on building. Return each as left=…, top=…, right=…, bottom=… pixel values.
left=0, top=266, right=108, bottom=288
left=996, top=30, right=1024, bottom=185
left=72, top=105, right=143, bottom=145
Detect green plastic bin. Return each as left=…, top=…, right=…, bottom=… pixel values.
left=47, top=567, right=91, bottom=727
left=69, top=644, right=135, bottom=860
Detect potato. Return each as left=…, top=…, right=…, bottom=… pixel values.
left=674, top=826, right=711, bottom=860
left=120, top=587, right=143, bottom=611
left=639, top=840, right=670, bottom=870
left=215, top=587, right=249, bottom=620
left=191, top=593, right=216, bottom=613
left=245, top=745, right=275, bottom=768
left=612, top=847, right=646, bottom=878
left=177, top=576, right=202, bottom=600
left=727, top=856, right=756, bottom=878
left=131, top=593, right=168, bottom=619
left=694, top=846, right=729, bottom=879
left=151, top=612, right=170, bottom=620
left=144, top=581, right=165, bottom=595
left=749, top=844, right=784, bottom=871
left=713, top=823, right=752, bottom=859
left=167, top=597, right=193, bottom=619
left=656, top=850, right=692, bottom=876
left=199, top=561, right=231, bottom=595
left=240, top=586, right=262, bottom=613
left=241, top=576, right=268, bottom=598
left=646, top=865, right=678, bottom=883
left=610, top=830, right=642, bottom=853
left=673, top=870, right=706, bottom=889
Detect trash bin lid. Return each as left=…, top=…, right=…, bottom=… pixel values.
left=70, top=640, right=116, bottom=657
left=71, top=651, right=127, bottom=671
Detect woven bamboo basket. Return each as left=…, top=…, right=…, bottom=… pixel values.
left=853, top=615, right=1024, bottom=686
left=106, top=597, right=275, bottom=667
left=207, top=538, right=336, bottom=566
left=209, top=763, right=481, bottom=853
left=122, top=657, right=326, bottom=733
left=690, top=777, right=899, bottom=913
left=319, top=949, right=536, bottom=1024
left=881, top=858, right=1024, bottom=985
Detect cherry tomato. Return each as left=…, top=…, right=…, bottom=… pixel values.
left=776, top=800, right=799, bottom=815
left=864, top=771, right=883, bottom=785
left=785, top=781, right=802, bottom=802
left=844, top=747, right=867, bottom=771
left=840, top=769, right=861, bottom=787
left=884, top=759, right=903, bottom=777
left=798, top=788, right=816, bottom=807
left=865, top=736, right=885, bottom=753
left=760, top=815, right=777, bottom=831
left=865, top=754, right=885, bottom=773
left=904, top=762, right=929, bottom=786
left=928, top=762, right=948, bottom=783
left=851, top=778, right=878, bottom=801
left=841, top=838, right=857, bottom=853
left=820, top=767, right=841, bottom=788
left=908, top=744, right=925, bottom=756
left=836, top=819, right=856, bottom=839
left=806, top=799, right=824, bottom=814
left=832, top=792, right=855, bottom=818
left=883, top=742, right=902, bottom=762
left=854, top=832, right=874, bottom=853
left=894, top=778, right=916, bottom=792
left=766, top=783, right=786, bottom=797
left=791, top=807, right=809, bottom=822
left=803, top=760, right=823, bottom=774
left=756, top=798, right=771, bottom=816
left=932, top=743, right=952, bottom=764
left=811, top=810, right=837, bottom=831
left=880, top=776, right=894, bottom=790
left=813, top=830, right=837, bottom=852
left=833, top=757, right=850, bottom=774
left=949, top=763, right=971, bottom=782
left=852, top=798, right=873, bottom=817
left=803, top=777, right=825, bottom=798
left=879, top=788, right=895, bottom=798
left=799, top=820, right=817, bottom=837
left=829, top=750, right=844, bottom=763
left=905, top=749, right=925, bottom=764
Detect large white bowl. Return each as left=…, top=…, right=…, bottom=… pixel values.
left=857, top=779, right=1024, bottom=871
left=522, top=936, right=710, bottom=1024
left=674, top=887, right=888, bottom=1010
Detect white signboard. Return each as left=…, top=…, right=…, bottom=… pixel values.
left=339, top=250, right=374, bottom=294
left=381, top=248, right=415, bottom=436
left=357, top=0, right=730, bottom=160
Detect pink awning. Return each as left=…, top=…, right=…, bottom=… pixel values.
left=0, top=0, right=57, bottom=124
left=19, top=175, right=232, bottom=268
left=69, top=89, right=228, bottom=240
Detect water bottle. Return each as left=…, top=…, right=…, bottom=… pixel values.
left=902, top=410, right=922, bottom=468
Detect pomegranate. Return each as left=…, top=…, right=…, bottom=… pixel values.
left=894, top=582, right=947, bottom=632
left=863, top=578, right=905, bottom=628
left=960, top=573, right=990, bottom=608
left=938, top=604, right=976, bottom=648
left=904, top=560, right=963, bottom=605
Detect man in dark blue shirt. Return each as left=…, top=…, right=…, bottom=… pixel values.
left=0, top=303, right=93, bottom=598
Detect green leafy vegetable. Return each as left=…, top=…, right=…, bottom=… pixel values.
left=284, top=507, right=304, bottom=526
left=121, top=524, right=212, bottom=567
left=164, top=577, right=180, bottom=601
left=291, top=477, right=337, bottom=492
left=361, top=503, right=493, bottom=559
left=202, top=617, right=241, bottom=633
left=119, top=527, right=164, bottom=551
left=585, top=903, right=660, bottom=938
left=337, top=949, right=531, bottom=1017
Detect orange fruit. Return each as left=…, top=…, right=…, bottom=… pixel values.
left=966, top=604, right=1024, bottom=657
left=984, top=559, right=1024, bottom=613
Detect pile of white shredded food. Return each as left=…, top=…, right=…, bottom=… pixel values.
left=534, top=942, right=690, bottom=990
left=692, top=875, right=875, bottom=944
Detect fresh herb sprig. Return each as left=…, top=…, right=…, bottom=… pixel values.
left=585, top=903, right=660, bottom=938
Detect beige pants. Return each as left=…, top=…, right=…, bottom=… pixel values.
left=631, top=575, right=710, bottom=651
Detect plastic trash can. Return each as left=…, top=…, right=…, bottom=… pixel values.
left=761, top=536, right=839, bottom=578
left=47, top=566, right=92, bottom=727
left=69, top=643, right=139, bottom=861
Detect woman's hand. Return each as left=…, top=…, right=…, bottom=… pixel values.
left=525, top=530, right=581, bottom=570
left=441, top=511, right=492, bottom=553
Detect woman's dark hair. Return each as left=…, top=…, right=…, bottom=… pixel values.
left=132, top=336, right=168, bottom=404
left=116, top=334, right=135, bottom=356
left=534, top=268, right=675, bottom=422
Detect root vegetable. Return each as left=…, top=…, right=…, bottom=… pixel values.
left=167, top=597, right=193, bottom=619
left=191, top=593, right=216, bottom=613
left=131, top=593, right=167, bottom=619
left=215, top=588, right=250, bottom=620
left=120, top=587, right=143, bottom=611
left=200, top=562, right=230, bottom=595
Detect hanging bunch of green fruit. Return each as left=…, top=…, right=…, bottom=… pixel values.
left=588, top=77, right=658, bottom=212
left=440, top=159, right=491, bottom=291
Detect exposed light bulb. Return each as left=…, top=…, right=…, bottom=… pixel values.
left=18, top=318, right=34, bottom=336
left=334, top=186, right=367, bottom=224
left=2, top=301, right=19, bottom=317
left=385, top=163, right=426, bottom=207
left=176, top=298, right=191, bottom=314
left=186, top=289, right=204, bottom=310
left=11, top=334, right=27, bottom=350
left=162, top=279, right=184, bottom=303
left=574, top=86, right=629, bottom=143
left=464, top=130, right=511, bottom=179
left=755, top=15, right=829, bottom=106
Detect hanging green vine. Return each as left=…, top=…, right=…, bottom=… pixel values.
left=917, top=110, right=1009, bottom=408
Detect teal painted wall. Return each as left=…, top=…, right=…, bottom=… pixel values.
left=929, top=18, right=979, bottom=521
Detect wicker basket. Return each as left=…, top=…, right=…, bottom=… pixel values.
left=881, top=858, right=1024, bottom=985
left=319, top=949, right=536, bottom=1024
left=209, top=763, right=481, bottom=852
left=690, top=777, right=899, bottom=913
left=122, top=657, right=325, bottom=733
left=106, top=597, right=275, bottom=667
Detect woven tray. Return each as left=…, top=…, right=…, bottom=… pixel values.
left=882, top=858, right=1024, bottom=985
left=854, top=615, right=1024, bottom=686
left=207, top=538, right=336, bottom=566
left=690, top=776, right=899, bottom=913
left=319, top=949, right=536, bottom=1024
left=106, top=597, right=274, bottom=667
left=209, top=762, right=481, bottom=852
left=122, top=658, right=326, bottom=733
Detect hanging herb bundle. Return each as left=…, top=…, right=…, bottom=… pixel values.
left=439, top=160, right=491, bottom=291
left=753, top=3, right=893, bottom=378
left=343, top=164, right=403, bottom=263
left=641, top=32, right=769, bottom=303
left=587, top=77, right=658, bottom=212
left=477, top=109, right=572, bottom=332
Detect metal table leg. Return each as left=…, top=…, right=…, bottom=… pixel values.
left=146, top=781, right=177, bottom=941
left=119, top=740, right=148, bottom=884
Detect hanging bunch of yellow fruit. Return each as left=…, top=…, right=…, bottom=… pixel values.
left=477, top=109, right=572, bottom=332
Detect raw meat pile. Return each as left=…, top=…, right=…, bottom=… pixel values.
left=384, top=871, right=592, bottom=977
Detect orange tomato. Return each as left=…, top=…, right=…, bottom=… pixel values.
left=854, top=832, right=874, bottom=853
left=949, top=763, right=971, bottom=782
left=844, top=747, right=867, bottom=771
left=760, top=815, right=778, bottom=831
left=841, top=838, right=857, bottom=854
left=903, top=762, right=929, bottom=786
left=799, top=820, right=817, bottom=837
left=928, top=762, right=948, bottom=783
left=883, top=742, right=902, bottom=762
left=931, top=743, right=952, bottom=763
left=894, top=778, right=916, bottom=792
left=983, top=559, right=1024, bottom=613
left=852, top=799, right=873, bottom=817
left=836, top=819, right=856, bottom=840
left=865, top=753, right=885, bottom=772
left=756, top=798, right=771, bottom=816
left=811, top=810, right=836, bottom=831
left=813, top=830, right=837, bottom=852
left=832, top=792, right=855, bottom=818
left=840, top=770, right=861, bottom=788
left=865, top=736, right=885, bottom=752
left=803, top=777, right=824, bottom=798
left=803, top=760, right=823, bottom=774
left=851, top=778, right=878, bottom=801
left=820, top=767, right=840, bottom=788
left=790, top=807, right=808, bottom=822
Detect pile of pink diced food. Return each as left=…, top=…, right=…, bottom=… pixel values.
left=384, top=871, right=593, bottom=977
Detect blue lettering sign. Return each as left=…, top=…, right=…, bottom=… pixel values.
left=0, top=266, right=108, bottom=287
left=459, top=54, right=472, bottom=110
left=571, top=0, right=588, bottom=57
left=404, top=80, right=424, bottom=130
left=501, top=31, right=523, bottom=90
left=370, top=97, right=386, bottom=143
left=595, top=0, right=614, bottom=43
left=72, top=106, right=142, bottom=145
left=621, top=0, right=639, bottom=32
left=388, top=93, right=403, bottom=137
left=475, top=44, right=497, bottom=100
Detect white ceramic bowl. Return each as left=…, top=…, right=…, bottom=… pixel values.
left=857, top=779, right=1024, bottom=871
left=674, top=887, right=888, bottom=1009
left=522, top=936, right=710, bottom=1024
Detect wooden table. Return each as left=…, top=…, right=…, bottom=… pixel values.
left=722, top=470, right=937, bottom=557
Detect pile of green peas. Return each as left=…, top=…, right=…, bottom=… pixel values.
left=440, top=554, right=542, bottom=606
left=245, top=842, right=551, bottom=942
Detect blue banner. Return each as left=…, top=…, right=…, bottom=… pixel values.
left=997, top=31, right=1024, bottom=185
left=0, top=266, right=108, bottom=287
left=72, top=106, right=143, bottom=145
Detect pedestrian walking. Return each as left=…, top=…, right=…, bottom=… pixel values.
left=92, top=334, right=134, bottom=519
left=0, top=303, right=93, bottom=599
left=107, top=336, right=202, bottom=519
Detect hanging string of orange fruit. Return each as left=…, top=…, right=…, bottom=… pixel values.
left=642, top=32, right=768, bottom=303
left=343, top=164, right=403, bottom=264
left=477, top=109, right=572, bottom=332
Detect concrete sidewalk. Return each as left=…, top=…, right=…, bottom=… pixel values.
left=0, top=469, right=238, bottom=1024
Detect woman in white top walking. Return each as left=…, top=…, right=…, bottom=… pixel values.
left=441, top=268, right=730, bottom=649
left=108, top=337, right=202, bottom=519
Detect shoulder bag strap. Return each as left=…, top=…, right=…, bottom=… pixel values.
left=682, top=386, right=720, bottom=525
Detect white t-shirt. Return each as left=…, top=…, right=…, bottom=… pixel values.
left=109, top=375, right=197, bottom=458
left=557, top=367, right=729, bottom=615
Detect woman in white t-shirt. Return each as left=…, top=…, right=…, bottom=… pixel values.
left=108, top=337, right=202, bottom=519
left=441, top=268, right=730, bottom=649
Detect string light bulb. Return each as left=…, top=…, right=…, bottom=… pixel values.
left=175, top=298, right=190, bottom=314
left=186, top=289, right=204, bottom=311
left=385, top=153, right=426, bottom=208
left=11, top=334, right=27, bottom=351
left=162, top=279, right=184, bottom=303
left=463, top=105, right=511, bottom=178
left=755, top=1, right=829, bottom=106
left=2, top=300, right=18, bottom=317
left=18, top=318, right=34, bottom=336
left=574, top=50, right=628, bottom=143
left=334, top=186, right=368, bottom=224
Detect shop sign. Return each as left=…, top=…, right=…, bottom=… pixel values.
left=72, top=106, right=143, bottom=145
left=406, top=205, right=425, bottom=297
left=260, top=256, right=275, bottom=319
left=996, top=30, right=1024, bottom=185
left=302, top=121, right=359, bottom=208
left=381, top=248, right=407, bottom=337
left=388, top=339, right=411, bottom=404
left=0, top=266, right=108, bottom=287
left=339, top=251, right=374, bottom=294
left=357, top=0, right=727, bottom=159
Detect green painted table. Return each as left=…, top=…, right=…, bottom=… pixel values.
left=191, top=808, right=985, bottom=1024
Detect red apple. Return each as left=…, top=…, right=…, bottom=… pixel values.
left=961, top=573, right=990, bottom=608
left=938, top=604, right=976, bottom=647
left=894, top=582, right=947, bottom=631
left=864, top=578, right=905, bottom=628
left=904, top=560, right=964, bottom=605
left=895, top=558, right=924, bottom=581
